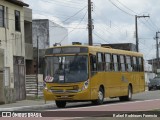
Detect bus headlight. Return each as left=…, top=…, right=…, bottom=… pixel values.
left=44, top=86, right=52, bottom=93
left=82, top=80, right=89, bottom=91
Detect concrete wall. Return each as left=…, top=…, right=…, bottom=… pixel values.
left=0, top=49, right=5, bottom=104
left=32, top=19, right=49, bottom=49
left=32, top=19, right=69, bottom=49
left=0, top=0, right=26, bottom=103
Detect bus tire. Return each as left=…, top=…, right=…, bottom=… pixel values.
left=119, top=85, right=132, bottom=101
left=55, top=100, right=66, bottom=108
left=92, top=87, right=104, bottom=105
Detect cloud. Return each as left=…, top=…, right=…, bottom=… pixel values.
left=25, top=0, right=159, bottom=60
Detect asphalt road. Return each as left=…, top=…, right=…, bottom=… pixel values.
left=38, top=90, right=160, bottom=118
left=45, top=90, right=160, bottom=110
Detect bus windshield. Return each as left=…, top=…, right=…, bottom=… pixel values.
left=44, top=55, right=88, bottom=83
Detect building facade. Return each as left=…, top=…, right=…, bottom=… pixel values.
left=101, top=43, right=137, bottom=52
left=32, top=19, right=68, bottom=49
left=0, top=0, right=29, bottom=104
left=148, top=58, right=160, bottom=73
left=31, top=19, right=68, bottom=74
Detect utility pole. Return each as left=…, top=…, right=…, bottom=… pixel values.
left=135, top=15, right=150, bottom=52
left=36, top=36, right=39, bottom=98
left=88, top=0, right=93, bottom=46
left=155, top=31, right=160, bottom=69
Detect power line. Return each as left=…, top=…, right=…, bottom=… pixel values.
left=93, top=31, right=110, bottom=43
left=40, top=0, right=85, bottom=8
left=149, top=18, right=160, bottom=30
left=108, top=0, right=134, bottom=16
left=62, top=6, right=87, bottom=23
left=116, top=0, right=137, bottom=15
left=59, top=10, right=88, bottom=44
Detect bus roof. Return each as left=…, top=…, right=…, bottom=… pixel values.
left=47, top=45, right=143, bottom=57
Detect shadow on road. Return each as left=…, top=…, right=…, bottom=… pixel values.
left=59, top=99, right=139, bottom=109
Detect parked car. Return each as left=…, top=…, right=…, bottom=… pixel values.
left=148, top=77, right=160, bottom=91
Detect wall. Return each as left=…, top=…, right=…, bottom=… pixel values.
left=32, top=19, right=49, bottom=49
left=0, top=0, right=25, bottom=103
left=0, top=49, right=5, bottom=104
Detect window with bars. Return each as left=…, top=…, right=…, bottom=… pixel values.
left=15, top=10, right=20, bottom=31
left=0, top=5, right=4, bottom=27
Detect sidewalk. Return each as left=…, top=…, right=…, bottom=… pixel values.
left=0, top=99, right=55, bottom=111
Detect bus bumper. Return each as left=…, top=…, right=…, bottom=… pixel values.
left=43, top=89, right=91, bottom=101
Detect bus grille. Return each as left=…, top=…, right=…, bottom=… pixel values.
left=51, top=89, right=79, bottom=93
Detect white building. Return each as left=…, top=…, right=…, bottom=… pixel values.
left=32, top=19, right=68, bottom=49
left=31, top=19, right=68, bottom=75
left=0, top=0, right=29, bottom=104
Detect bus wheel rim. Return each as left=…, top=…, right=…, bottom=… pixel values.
left=98, top=91, right=103, bottom=100
left=129, top=88, right=131, bottom=98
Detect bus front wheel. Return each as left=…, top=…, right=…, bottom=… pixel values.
left=92, top=87, right=104, bottom=105
left=55, top=100, right=66, bottom=108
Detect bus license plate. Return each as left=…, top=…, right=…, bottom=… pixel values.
left=61, top=96, right=68, bottom=98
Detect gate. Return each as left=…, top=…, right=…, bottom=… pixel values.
left=0, top=49, right=5, bottom=104
left=14, top=56, right=26, bottom=101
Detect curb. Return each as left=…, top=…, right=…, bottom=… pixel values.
left=0, top=103, right=55, bottom=111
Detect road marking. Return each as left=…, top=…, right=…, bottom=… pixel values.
left=0, top=103, right=55, bottom=111
left=48, top=98, right=160, bottom=111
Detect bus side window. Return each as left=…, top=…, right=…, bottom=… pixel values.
left=97, top=53, right=104, bottom=71
left=105, top=53, right=111, bottom=71
left=120, top=55, right=126, bottom=72
left=132, top=57, right=137, bottom=71
left=138, top=57, right=143, bottom=72
left=90, top=55, right=97, bottom=72
left=113, top=54, right=119, bottom=72
left=126, top=56, right=132, bottom=72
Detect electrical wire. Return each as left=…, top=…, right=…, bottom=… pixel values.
left=59, top=10, right=88, bottom=44
left=108, top=0, right=134, bottom=16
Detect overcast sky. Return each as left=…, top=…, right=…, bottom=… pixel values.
left=25, top=0, right=160, bottom=62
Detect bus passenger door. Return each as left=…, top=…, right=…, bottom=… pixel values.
left=89, top=54, right=98, bottom=99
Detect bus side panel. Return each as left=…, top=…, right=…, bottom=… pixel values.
left=90, top=72, right=123, bottom=99
left=43, top=89, right=55, bottom=101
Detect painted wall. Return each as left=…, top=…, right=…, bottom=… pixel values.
left=32, top=19, right=68, bottom=49
left=32, top=19, right=49, bottom=49
left=0, top=0, right=26, bottom=103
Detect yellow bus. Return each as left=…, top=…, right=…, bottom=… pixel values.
left=43, top=45, right=145, bottom=108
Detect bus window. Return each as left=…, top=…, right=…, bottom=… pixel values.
left=97, top=53, right=104, bottom=71
left=90, top=55, right=97, bottom=72
left=132, top=57, right=137, bottom=71
left=105, top=53, right=111, bottom=71
left=138, top=57, right=143, bottom=72
left=120, top=55, right=126, bottom=72
left=126, top=56, right=132, bottom=72
left=113, top=54, right=119, bottom=71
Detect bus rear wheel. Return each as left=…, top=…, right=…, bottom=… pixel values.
left=55, top=100, right=66, bottom=108
left=119, top=85, right=132, bottom=101
left=92, top=87, right=104, bottom=105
